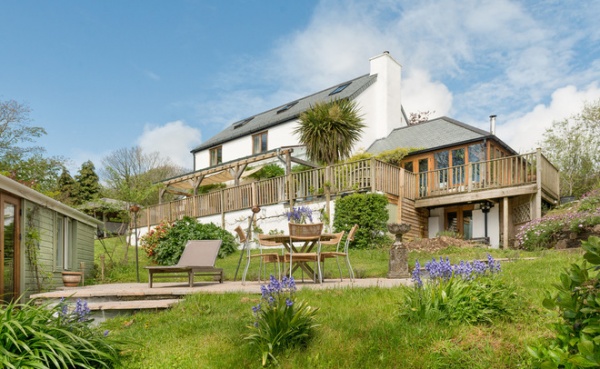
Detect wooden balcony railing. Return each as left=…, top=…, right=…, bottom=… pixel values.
left=137, top=150, right=559, bottom=228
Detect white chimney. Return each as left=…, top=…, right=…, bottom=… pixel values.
left=489, top=115, right=497, bottom=135
left=368, top=51, right=404, bottom=140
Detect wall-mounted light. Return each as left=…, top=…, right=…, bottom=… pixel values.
left=480, top=200, right=493, bottom=213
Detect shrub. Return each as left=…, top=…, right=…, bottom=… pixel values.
left=579, top=188, right=600, bottom=213
left=527, top=236, right=600, bottom=368
left=153, top=217, right=237, bottom=265
left=333, top=192, right=389, bottom=249
left=400, top=255, right=520, bottom=324
left=245, top=276, right=319, bottom=367
left=0, top=298, right=121, bottom=368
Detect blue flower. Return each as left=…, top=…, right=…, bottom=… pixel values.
left=285, top=298, right=293, bottom=307
left=412, top=260, right=423, bottom=287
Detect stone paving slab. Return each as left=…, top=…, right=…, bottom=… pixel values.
left=31, top=278, right=412, bottom=300
left=88, top=299, right=181, bottom=311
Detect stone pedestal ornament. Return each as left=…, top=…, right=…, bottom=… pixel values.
left=387, top=223, right=411, bottom=278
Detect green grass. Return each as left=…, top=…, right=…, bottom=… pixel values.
left=92, top=237, right=582, bottom=368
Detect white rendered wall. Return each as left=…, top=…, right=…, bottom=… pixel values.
left=194, top=119, right=301, bottom=171
left=428, top=208, right=444, bottom=238
left=472, top=207, right=500, bottom=248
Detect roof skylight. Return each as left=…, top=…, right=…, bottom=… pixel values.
left=276, top=101, right=298, bottom=114
left=233, top=117, right=254, bottom=129
left=329, top=82, right=351, bottom=95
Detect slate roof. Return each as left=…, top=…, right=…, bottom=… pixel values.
left=367, top=116, right=517, bottom=155
left=192, top=74, right=377, bottom=153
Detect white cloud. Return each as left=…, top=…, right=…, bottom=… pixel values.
left=402, top=69, right=453, bottom=118
left=498, top=83, right=600, bottom=153
left=137, top=120, right=201, bottom=170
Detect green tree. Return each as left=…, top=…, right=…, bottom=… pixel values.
left=74, top=160, right=101, bottom=204
left=0, top=153, right=65, bottom=196
left=541, top=99, right=600, bottom=197
left=57, top=168, right=77, bottom=204
left=294, top=99, right=365, bottom=165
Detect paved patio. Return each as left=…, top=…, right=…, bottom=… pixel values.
left=32, top=277, right=413, bottom=300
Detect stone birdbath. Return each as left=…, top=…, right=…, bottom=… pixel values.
left=387, top=223, right=411, bottom=278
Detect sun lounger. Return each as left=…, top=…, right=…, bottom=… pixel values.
left=145, top=240, right=224, bottom=288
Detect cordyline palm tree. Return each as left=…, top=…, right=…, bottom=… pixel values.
left=294, top=98, right=365, bottom=166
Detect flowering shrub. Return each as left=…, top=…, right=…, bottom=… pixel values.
left=245, top=276, right=319, bottom=366
left=516, top=208, right=600, bottom=250
left=401, top=255, right=518, bottom=324
left=286, top=206, right=313, bottom=224
left=528, top=236, right=600, bottom=368
left=140, top=220, right=171, bottom=259
left=0, top=298, right=121, bottom=368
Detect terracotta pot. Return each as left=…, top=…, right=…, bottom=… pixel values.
left=61, top=271, right=82, bottom=287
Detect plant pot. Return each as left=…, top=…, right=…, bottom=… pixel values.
left=62, top=271, right=82, bottom=287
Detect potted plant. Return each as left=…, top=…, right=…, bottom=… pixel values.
left=61, top=271, right=83, bottom=287
left=286, top=206, right=313, bottom=224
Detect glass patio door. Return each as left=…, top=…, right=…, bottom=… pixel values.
left=1, top=194, right=20, bottom=302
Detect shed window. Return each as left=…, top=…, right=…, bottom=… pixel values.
left=252, top=131, right=268, bottom=154
left=56, top=216, right=75, bottom=270
left=210, top=146, right=222, bottom=166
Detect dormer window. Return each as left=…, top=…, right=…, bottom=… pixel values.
left=277, top=101, right=298, bottom=114
left=329, top=82, right=351, bottom=95
left=233, top=117, right=254, bottom=129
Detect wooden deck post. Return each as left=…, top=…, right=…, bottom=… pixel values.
left=325, top=165, right=332, bottom=228
left=534, top=148, right=543, bottom=219
left=397, top=167, right=405, bottom=223
left=286, top=153, right=294, bottom=208
left=251, top=182, right=258, bottom=208
left=503, top=196, right=509, bottom=249
left=370, top=158, right=376, bottom=191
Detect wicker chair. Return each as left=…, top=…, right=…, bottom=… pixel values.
left=285, top=222, right=324, bottom=283
left=320, top=224, right=357, bottom=281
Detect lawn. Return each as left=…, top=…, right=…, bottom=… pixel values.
left=92, top=237, right=581, bottom=368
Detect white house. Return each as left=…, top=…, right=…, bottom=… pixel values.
left=151, top=52, right=559, bottom=249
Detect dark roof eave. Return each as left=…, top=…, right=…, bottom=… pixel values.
left=403, top=135, right=518, bottom=158
left=190, top=114, right=302, bottom=154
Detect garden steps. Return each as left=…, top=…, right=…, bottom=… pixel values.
left=87, top=298, right=181, bottom=311
left=29, top=278, right=413, bottom=322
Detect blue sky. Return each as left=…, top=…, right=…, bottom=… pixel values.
left=1, top=1, right=599, bottom=174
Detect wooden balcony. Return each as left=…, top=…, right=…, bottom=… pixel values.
left=413, top=150, right=560, bottom=208
left=137, top=150, right=559, bottom=228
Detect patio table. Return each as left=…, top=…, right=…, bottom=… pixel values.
left=260, top=233, right=335, bottom=283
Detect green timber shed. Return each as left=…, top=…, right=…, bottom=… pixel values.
left=0, top=175, right=102, bottom=301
